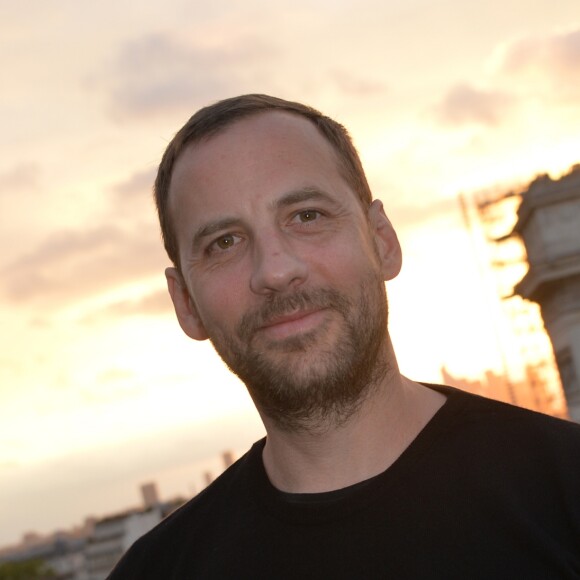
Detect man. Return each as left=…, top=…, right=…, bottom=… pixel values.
left=109, top=95, right=580, bottom=579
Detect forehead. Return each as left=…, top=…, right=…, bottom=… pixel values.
left=168, top=111, right=349, bottom=215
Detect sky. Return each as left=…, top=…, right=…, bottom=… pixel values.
left=1, top=0, right=579, bottom=546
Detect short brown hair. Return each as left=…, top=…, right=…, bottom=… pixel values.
left=154, top=94, right=373, bottom=267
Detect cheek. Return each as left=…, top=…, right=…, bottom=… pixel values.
left=192, top=278, right=248, bottom=333
left=311, top=240, right=378, bottom=282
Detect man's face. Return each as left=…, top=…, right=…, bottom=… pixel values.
left=166, top=111, right=401, bottom=429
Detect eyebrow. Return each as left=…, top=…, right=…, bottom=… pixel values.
left=189, top=188, right=335, bottom=254
left=191, top=217, right=243, bottom=253
left=273, top=187, right=334, bottom=209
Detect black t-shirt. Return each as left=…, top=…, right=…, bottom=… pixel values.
left=108, top=385, right=580, bottom=579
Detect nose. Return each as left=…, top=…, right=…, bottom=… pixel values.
left=250, top=232, right=308, bottom=294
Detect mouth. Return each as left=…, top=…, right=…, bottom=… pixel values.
left=257, top=308, right=328, bottom=341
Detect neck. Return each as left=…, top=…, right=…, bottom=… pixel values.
left=260, top=364, right=446, bottom=494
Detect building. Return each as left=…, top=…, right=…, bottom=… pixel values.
left=83, top=505, right=162, bottom=579
left=0, top=484, right=184, bottom=580
left=0, top=524, right=92, bottom=580
left=0, top=452, right=238, bottom=579
left=440, top=365, right=564, bottom=416
left=511, top=164, right=580, bottom=421
left=83, top=483, right=184, bottom=580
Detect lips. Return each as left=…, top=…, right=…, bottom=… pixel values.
left=257, top=308, right=328, bottom=340
left=237, top=289, right=347, bottom=343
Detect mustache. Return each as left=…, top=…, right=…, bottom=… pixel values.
left=237, top=289, right=350, bottom=341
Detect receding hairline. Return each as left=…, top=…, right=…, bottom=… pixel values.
left=166, top=109, right=367, bottom=221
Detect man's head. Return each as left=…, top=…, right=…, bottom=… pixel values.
left=158, top=96, right=402, bottom=431
left=155, top=94, right=373, bottom=271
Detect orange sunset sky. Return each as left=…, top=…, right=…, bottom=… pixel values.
left=1, top=0, right=580, bottom=545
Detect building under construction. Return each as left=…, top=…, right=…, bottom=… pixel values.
left=512, top=165, right=580, bottom=422
left=473, top=164, right=580, bottom=422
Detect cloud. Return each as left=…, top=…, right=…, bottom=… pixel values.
left=112, top=167, right=156, bottom=198
left=430, top=27, right=580, bottom=131
left=492, top=27, right=580, bottom=95
left=110, top=167, right=158, bottom=219
left=0, top=162, right=41, bottom=192
left=106, top=288, right=172, bottom=316
left=432, top=83, right=514, bottom=127
left=331, top=70, right=387, bottom=96
left=97, top=33, right=278, bottom=119
left=82, top=288, right=173, bottom=324
left=1, top=224, right=166, bottom=306
left=0, top=163, right=173, bottom=309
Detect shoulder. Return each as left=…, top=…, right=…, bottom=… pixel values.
left=434, top=382, right=578, bottom=425
left=107, top=440, right=265, bottom=579
left=427, top=383, right=580, bottom=469
left=430, top=383, right=580, bottom=432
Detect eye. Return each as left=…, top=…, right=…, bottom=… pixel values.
left=296, top=209, right=320, bottom=223
left=216, top=234, right=235, bottom=249
left=208, top=233, right=239, bottom=253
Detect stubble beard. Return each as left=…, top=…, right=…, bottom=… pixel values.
left=208, top=271, right=391, bottom=433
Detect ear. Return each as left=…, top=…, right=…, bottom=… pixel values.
left=367, top=200, right=402, bottom=281
left=165, top=267, right=209, bottom=341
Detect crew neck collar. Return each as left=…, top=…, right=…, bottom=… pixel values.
left=247, top=384, right=469, bottom=524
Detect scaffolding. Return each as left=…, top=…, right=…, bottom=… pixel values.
left=461, top=188, right=567, bottom=418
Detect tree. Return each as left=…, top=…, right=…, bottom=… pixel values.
left=0, top=559, right=56, bottom=580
